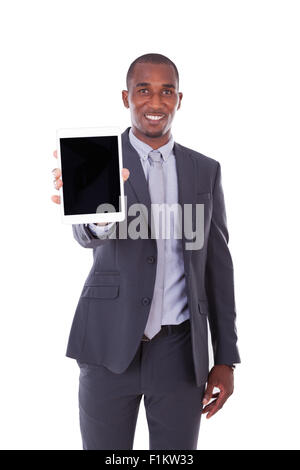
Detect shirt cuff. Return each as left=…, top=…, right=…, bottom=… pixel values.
left=87, top=222, right=115, bottom=237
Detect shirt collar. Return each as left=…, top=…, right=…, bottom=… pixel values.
left=129, top=127, right=174, bottom=162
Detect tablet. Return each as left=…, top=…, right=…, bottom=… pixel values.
left=56, top=126, right=125, bottom=224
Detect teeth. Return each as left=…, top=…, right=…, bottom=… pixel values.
left=145, top=114, right=164, bottom=121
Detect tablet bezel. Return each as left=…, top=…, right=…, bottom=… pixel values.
left=56, top=126, right=125, bottom=225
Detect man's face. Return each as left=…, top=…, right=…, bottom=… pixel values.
left=122, top=63, right=183, bottom=140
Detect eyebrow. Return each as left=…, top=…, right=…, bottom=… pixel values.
left=135, top=82, right=175, bottom=89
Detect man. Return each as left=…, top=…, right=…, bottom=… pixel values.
left=51, top=53, right=240, bottom=450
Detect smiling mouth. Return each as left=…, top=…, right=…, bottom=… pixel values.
left=144, top=113, right=166, bottom=122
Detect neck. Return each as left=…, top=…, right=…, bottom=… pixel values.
left=131, top=126, right=171, bottom=149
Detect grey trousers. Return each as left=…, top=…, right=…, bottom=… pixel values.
left=76, top=320, right=205, bottom=450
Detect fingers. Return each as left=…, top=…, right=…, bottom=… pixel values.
left=51, top=195, right=61, bottom=204
left=52, top=157, right=62, bottom=188
left=51, top=150, right=62, bottom=203
left=202, top=398, right=218, bottom=415
left=122, top=168, right=130, bottom=182
left=202, top=389, right=229, bottom=419
left=202, top=382, right=214, bottom=406
left=202, top=391, right=220, bottom=415
left=52, top=175, right=62, bottom=190
left=52, top=167, right=61, bottom=178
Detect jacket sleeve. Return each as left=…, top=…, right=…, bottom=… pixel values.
left=72, top=222, right=117, bottom=249
left=205, top=161, right=241, bottom=365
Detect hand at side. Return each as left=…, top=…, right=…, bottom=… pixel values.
left=202, top=365, right=234, bottom=419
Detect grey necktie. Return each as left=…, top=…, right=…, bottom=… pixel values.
left=144, top=150, right=166, bottom=340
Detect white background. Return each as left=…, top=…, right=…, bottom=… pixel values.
left=0, top=0, right=299, bottom=450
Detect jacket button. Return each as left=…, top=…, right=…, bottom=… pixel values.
left=142, top=297, right=151, bottom=306
left=147, top=256, right=155, bottom=264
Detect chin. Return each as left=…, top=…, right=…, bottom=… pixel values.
left=142, top=124, right=168, bottom=138
left=144, top=129, right=164, bottom=138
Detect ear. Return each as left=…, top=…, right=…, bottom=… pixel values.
left=177, top=92, right=183, bottom=110
left=122, top=90, right=129, bottom=108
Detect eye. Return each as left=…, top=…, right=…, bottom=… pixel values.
left=138, top=89, right=149, bottom=94
left=163, top=89, right=172, bottom=95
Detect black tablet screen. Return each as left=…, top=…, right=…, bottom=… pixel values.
left=60, top=135, right=121, bottom=216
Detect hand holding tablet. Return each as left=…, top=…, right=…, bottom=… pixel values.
left=51, top=127, right=130, bottom=225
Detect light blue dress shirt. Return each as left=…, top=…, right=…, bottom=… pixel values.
left=89, top=127, right=190, bottom=325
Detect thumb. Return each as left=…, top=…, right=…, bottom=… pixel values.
left=202, top=383, right=214, bottom=405
left=122, top=168, right=130, bottom=181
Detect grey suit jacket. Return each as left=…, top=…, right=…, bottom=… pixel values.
left=65, top=126, right=241, bottom=386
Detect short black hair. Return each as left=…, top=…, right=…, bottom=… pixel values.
left=126, top=53, right=179, bottom=90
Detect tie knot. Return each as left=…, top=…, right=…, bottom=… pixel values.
left=148, top=150, right=163, bottom=165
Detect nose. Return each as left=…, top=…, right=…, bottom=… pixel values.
left=149, top=92, right=164, bottom=108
